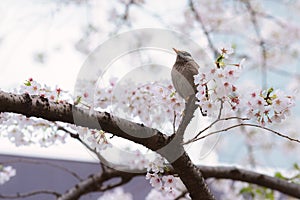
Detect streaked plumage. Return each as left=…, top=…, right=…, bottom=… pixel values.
left=171, top=48, right=199, bottom=99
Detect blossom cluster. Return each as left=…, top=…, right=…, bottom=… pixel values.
left=77, top=127, right=112, bottom=152
left=76, top=77, right=184, bottom=132
left=0, top=113, right=67, bottom=147
left=18, top=78, right=72, bottom=103
left=74, top=78, right=117, bottom=109
left=128, top=150, right=186, bottom=199
left=0, top=165, right=16, bottom=185
left=194, top=65, right=241, bottom=116
left=245, top=89, right=295, bottom=125
left=194, top=46, right=295, bottom=125
left=145, top=173, right=183, bottom=199
left=98, top=187, right=132, bottom=200
left=128, top=149, right=150, bottom=170
left=116, top=82, right=183, bottom=129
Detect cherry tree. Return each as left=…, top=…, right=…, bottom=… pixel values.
left=0, top=0, right=300, bottom=199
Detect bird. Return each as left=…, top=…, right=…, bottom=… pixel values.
left=171, top=48, right=199, bottom=100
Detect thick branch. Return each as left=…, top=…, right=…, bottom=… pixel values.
left=199, top=165, right=300, bottom=198
left=57, top=165, right=300, bottom=200
left=0, top=91, right=168, bottom=151
left=176, top=95, right=198, bottom=141
left=164, top=95, right=215, bottom=199
left=170, top=151, right=215, bottom=200
left=57, top=169, right=138, bottom=200
left=0, top=91, right=214, bottom=199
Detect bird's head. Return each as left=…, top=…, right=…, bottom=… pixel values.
left=173, top=48, right=193, bottom=62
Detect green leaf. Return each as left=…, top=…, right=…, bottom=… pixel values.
left=267, top=87, right=274, bottom=94
left=239, top=186, right=255, bottom=197
left=216, top=54, right=224, bottom=63
left=74, top=96, right=82, bottom=105
left=293, top=163, right=300, bottom=170
left=274, top=172, right=286, bottom=180
left=265, top=190, right=275, bottom=200
left=24, top=80, right=31, bottom=86
left=255, top=188, right=263, bottom=195
left=170, top=91, right=176, bottom=98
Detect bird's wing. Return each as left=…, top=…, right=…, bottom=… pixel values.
left=172, top=61, right=200, bottom=98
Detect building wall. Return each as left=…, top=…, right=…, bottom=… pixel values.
left=0, top=154, right=150, bottom=200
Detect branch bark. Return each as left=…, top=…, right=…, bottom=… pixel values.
left=198, top=165, right=300, bottom=198
left=0, top=91, right=214, bottom=199
left=57, top=168, right=138, bottom=200
left=0, top=91, right=168, bottom=151
left=163, top=95, right=215, bottom=199
left=57, top=165, right=300, bottom=199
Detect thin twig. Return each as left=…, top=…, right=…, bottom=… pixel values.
left=57, top=125, right=107, bottom=165
left=193, top=100, right=224, bottom=139
left=219, top=116, right=250, bottom=121
left=184, top=123, right=300, bottom=145
left=1, top=158, right=82, bottom=181
left=188, top=0, right=219, bottom=58
left=0, top=190, right=60, bottom=199
left=245, top=0, right=268, bottom=89
left=173, top=110, right=177, bottom=134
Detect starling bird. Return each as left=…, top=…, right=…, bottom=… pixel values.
left=171, top=48, right=199, bottom=100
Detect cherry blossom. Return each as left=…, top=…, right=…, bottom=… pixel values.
left=18, top=78, right=72, bottom=103
left=97, top=187, right=132, bottom=200
left=128, top=149, right=149, bottom=170
left=75, top=77, right=184, bottom=132
left=0, top=165, right=16, bottom=185
left=194, top=60, right=242, bottom=117
left=218, top=44, right=234, bottom=59
left=146, top=172, right=163, bottom=189
left=0, top=113, right=67, bottom=147
left=194, top=53, right=295, bottom=125
left=77, top=127, right=112, bottom=152
left=243, top=88, right=295, bottom=125
left=147, top=155, right=165, bottom=174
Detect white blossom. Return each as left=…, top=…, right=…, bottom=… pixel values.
left=0, top=166, right=16, bottom=185
left=98, top=187, right=132, bottom=200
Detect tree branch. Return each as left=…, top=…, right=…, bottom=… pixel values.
left=165, top=95, right=215, bottom=199
left=185, top=123, right=300, bottom=144
left=244, top=0, right=268, bottom=89
left=198, top=165, right=300, bottom=198
left=0, top=190, right=60, bottom=199
left=57, top=165, right=300, bottom=199
left=57, top=168, right=140, bottom=200
left=188, top=0, right=219, bottom=58
left=0, top=91, right=169, bottom=151
left=175, top=95, right=198, bottom=141
left=0, top=91, right=215, bottom=199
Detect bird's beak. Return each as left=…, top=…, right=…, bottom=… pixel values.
left=172, top=48, right=180, bottom=54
